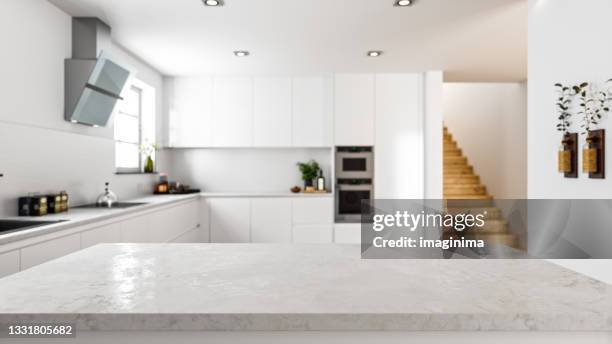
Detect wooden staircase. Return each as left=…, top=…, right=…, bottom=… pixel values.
left=443, top=126, right=519, bottom=248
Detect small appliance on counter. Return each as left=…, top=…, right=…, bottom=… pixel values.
left=96, top=182, right=118, bottom=207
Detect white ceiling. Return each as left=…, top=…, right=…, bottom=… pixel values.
left=48, top=0, right=527, bottom=81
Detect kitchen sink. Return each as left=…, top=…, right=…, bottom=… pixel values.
left=0, top=220, right=67, bottom=234
left=75, top=202, right=147, bottom=209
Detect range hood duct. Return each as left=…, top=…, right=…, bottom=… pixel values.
left=65, top=18, right=133, bottom=127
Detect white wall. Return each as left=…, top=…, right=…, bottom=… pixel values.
left=0, top=0, right=164, bottom=217
left=528, top=0, right=612, bottom=284
left=528, top=0, right=612, bottom=199
left=443, top=83, right=527, bottom=199
left=425, top=71, right=444, bottom=199
left=162, top=148, right=331, bottom=193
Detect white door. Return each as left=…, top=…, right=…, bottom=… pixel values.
left=209, top=198, right=251, bottom=243
left=375, top=73, right=424, bottom=199
left=167, top=77, right=214, bottom=147
left=292, top=76, right=333, bottom=147
left=334, top=74, right=375, bottom=146
left=253, top=77, right=292, bottom=147
left=251, top=198, right=292, bottom=242
left=213, top=77, right=253, bottom=147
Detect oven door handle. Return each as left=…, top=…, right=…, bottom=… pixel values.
left=337, top=184, right=373, bottom=191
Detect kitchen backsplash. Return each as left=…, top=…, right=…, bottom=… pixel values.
left=0, top=122, right=157, bottom=218
left=159, top=148, right=332, bottom=193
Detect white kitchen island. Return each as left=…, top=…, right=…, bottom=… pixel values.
left=0, top=244, right=610, bottom=343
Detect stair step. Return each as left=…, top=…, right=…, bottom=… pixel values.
left=444, top=165, right=474, bottom=174
left=444, top=194, right=493, bottom=201
left=444, top=185, right=487, bottom=193
left=444, top=149, right=463, bottom=157
left=444, top=156, right=468, bottom=165
left=444, top=175, right=480, bottom=184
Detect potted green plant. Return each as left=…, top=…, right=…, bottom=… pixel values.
left=140, top=140, right=158, bottom=173
left=297, top=160, right=320, bottom=189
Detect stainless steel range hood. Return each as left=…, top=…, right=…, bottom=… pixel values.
left=65, top=18, right=133, bottom=127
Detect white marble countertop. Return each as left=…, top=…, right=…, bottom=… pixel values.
left=0, top=244, right=609, bottom=331
left=0, top=192, right=332, bottom=246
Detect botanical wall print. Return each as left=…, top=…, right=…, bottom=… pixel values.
left=576, top=79, right=612, bottom=135
left=554, top=79, right=611, bottom=179
left=554, top=83, right=578, bottom=177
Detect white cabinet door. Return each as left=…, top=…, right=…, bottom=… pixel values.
left=81, top=223, right=121, bottom=248
left=0, top=250, right=20, bottom=278
left=293, top=225, right=333, bottom=243
left=334, top=74, right=375, bottom=146
left=375, top=74, right=424, bottom=199
left=292, top=76, right=333, bottom=147
left=253, top=77, right=292, bottom=147
left=292, top=197, right=334, bottom=225
left=171, top=227, right=200, bottom=243
left=251, top=198, right=292, bottom=243
left=199, top=198, right=211, bottom=243
left=120, top=215, right=150, bottom=243
left=213, top=77, right=253, bottom=147
left=167, top=77, right=214, bottom=147
left=209, top=198, right=251, bottom=243
left=334, top=223, right=361, bottom=244
left=20, top=234, right=81, bottom=270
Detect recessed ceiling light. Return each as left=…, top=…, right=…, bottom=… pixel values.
left=395, top=0, right=413, bottom=6
left=367, top=51, right=383, bottom=57
left=234, top=50, right=250, bottom=57
left=203, top=0, right=223, bottom=6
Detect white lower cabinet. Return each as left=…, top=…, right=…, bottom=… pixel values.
left=120, top=214, right=151, bottom=243
left=210, top=198, right=251, bottom=243
left=292, top=198, right=334, bottom=243
left=293, top=225, right=333, bottom=243
left=251, top=198, right=292, bottom=243
left=0, top=251, right=20, bottom=278
left=171, top=227, right=201, bottom=243
left=334, top=223, right=361, bottom=244
left=292, top=198, right=333, bottom=224
left=20, top=234, right=81, bottom=270
left=81, top=223, right=121, bottom=248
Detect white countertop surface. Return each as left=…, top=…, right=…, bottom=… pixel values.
left=0, top=244, right=609, bottom=331
left=0, top=192, right=332, bottom=246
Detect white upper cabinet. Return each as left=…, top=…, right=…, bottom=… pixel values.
left=212, top=77, right=253, bottom=147
left=334, top=74, right=375, bottom=146
left=167, top=77, right=213, bottom=147
left=375, top=73, right=424, bottom=199
left=292, top=76, right=333, bottom=147
left=253, top=77, right=292, bottom=147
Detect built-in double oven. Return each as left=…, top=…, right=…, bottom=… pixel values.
left=335, top=147, right=374, bottom=223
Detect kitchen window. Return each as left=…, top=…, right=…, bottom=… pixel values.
left=114, top=79, right=156, bottom=173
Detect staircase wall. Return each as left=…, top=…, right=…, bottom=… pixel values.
left=443, top=83, right=527, bottom=199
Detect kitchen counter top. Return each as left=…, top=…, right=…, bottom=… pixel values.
left=0, top=244, right=609, bottom=331
left=0, top=194, right=201, bottom=246
left=0, top=192, right=333, bottom=246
